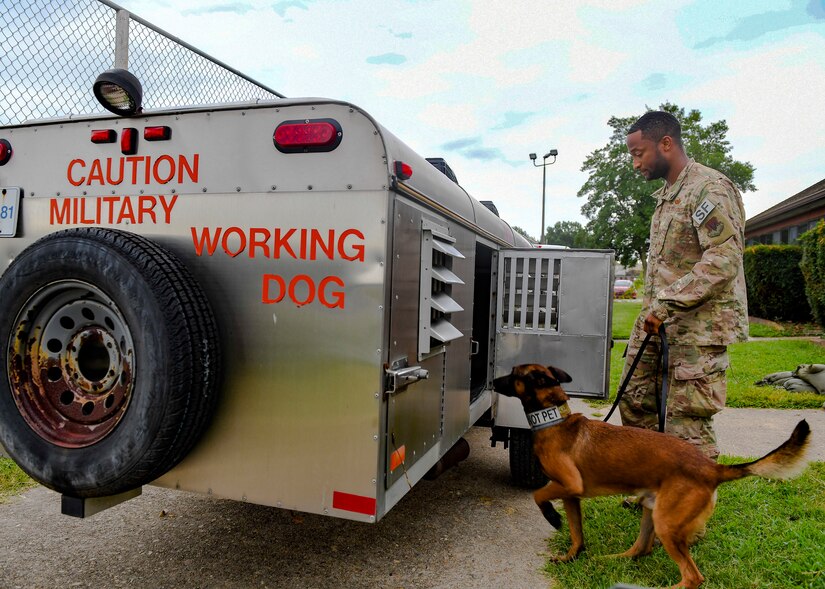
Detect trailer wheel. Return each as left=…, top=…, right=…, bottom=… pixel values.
left=508, top=428, right=548, bottom=488
left=0, top=228, right=221, bottom=498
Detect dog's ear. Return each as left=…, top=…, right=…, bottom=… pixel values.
left=547, top=366, right=573, bottom=384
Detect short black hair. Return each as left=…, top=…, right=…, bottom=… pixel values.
left=627, top=111, right=683, bottom=147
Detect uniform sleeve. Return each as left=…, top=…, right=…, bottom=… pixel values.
left=649, top=179, right=744, bottom=320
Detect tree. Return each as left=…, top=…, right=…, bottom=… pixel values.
left=578, top=103, right=755, bottom=272
left=543, top=220, right=592, bottom=248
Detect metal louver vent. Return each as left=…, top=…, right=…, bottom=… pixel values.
left=419, top=221, right=465, bottom=359
left=499, top=252, right=560, bottom=332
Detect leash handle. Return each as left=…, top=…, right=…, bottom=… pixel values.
left=604, top=325, right=669, bottom=433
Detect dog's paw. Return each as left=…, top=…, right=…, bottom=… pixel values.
left=549, top=546, right=584, bottom=563
left=539, top=502, right=563, bottom=529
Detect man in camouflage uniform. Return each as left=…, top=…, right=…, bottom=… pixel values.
left=619, top=111, right=749, bottom=459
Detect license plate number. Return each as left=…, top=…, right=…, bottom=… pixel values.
left=0, top=188, right=21, bottom=237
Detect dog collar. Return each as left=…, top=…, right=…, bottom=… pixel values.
left=527, top=403, right=571, bottom=431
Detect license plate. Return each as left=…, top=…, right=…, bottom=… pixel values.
left=0, top=187, right=21, bottom=237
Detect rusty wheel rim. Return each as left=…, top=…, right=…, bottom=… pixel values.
left=9, top=280, right=135, bottom=448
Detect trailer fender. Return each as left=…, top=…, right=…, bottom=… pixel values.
left=0, top=228, right=221, bottom=498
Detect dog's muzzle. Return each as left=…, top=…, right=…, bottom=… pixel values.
left=492, top=374, right=513, bottom=395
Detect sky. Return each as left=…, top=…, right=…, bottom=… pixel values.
left=112, top=0, right=825, bottom=240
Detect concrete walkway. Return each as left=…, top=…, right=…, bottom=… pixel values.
left=569, top=398, right=825, bottom=461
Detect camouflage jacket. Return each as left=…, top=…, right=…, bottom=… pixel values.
left=644, top=159, right=749, bottom=345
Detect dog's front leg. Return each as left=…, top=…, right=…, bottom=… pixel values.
left=556, top=497, right=585, bottom=561
left=534, top=476, right=586, bottom=562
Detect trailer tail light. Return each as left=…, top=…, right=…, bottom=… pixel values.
left=394, top=161, right=412, bottom=180
left=91, top=129, right=117, bottom=144
left=0, top=139, right=11, bottom=165
left=121, top=128, right=138, bottom=155
left=273, top=118, right=342, bottom=153
left=144, top=126, right=171, bottom=141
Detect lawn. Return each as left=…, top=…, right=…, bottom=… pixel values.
left=545, top=460, right=825, bottom=589
left=608, top=301, right=825, bottom=409
left=0, top=457, right=35, bottom=503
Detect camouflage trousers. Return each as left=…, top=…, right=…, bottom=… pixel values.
left=618, top=323, right=729, bottom=459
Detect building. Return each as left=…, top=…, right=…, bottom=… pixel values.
left=745, top=179, right=825, bottom=245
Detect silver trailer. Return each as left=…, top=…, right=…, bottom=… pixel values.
left=0, top=94, right=613, bottom=521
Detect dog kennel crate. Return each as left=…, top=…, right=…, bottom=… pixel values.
left=0, top=0, right=616, bottom=525
left=0, top=85, right=614, bottom=527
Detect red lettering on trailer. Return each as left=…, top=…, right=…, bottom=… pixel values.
left=191, top=227, right=365, bottom=261
left=317, top=276, right=346, bottom=309
left=261, top=274, right=347, bottom=309
left=221, top=227, right=247, bottom=258
left=65, top=154, right=199, bottom=186
left=192, top=227, right=363, bottom=310
left=49, top=195, right=178, bottom=225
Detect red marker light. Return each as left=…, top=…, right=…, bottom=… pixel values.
left=0, top=139, right=11, bottom=165
left=394, top=161, right=412, bottom=181
left=273, top=119, right=342, bottom=153
left=91, top=129, right=117, bottom=144
left=121, top=128, right=138, bottom=155
left=144, top=126, right=171, bottom=141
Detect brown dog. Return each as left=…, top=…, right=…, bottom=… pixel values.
left=493, top=364, right=811, bottom=589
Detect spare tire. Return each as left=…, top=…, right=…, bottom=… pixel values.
left=0, top=228, right=221, bottom=498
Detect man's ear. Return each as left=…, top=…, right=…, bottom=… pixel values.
left=547, top=366, right=572, bottom=384
left=660, top=135, right=673, bottom=152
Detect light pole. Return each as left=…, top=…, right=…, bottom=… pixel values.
left=529, top=149, right=558, bottom=244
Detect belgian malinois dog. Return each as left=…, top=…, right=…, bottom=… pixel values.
left=494, top=363, right=811, bottom=589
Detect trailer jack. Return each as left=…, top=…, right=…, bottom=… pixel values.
left=61, top=487, right=142, bottom=518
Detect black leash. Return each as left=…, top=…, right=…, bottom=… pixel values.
left=604, top=325, right=669, bottom=433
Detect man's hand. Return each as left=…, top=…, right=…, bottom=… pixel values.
left=643, top=312, right=663, bottom=335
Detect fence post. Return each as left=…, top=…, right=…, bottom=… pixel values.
left=115, top=9, right=130, bottom=69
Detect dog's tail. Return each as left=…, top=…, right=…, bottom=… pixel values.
left=716, top=419, right=811, bottom=484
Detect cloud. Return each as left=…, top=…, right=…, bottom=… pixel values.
left=440, top=137, right=520, bottom=165
left=272, top=0, right=309, bottom=18
left=463, top=147, right=506, bottom=161
left=182, top=3, right=253, bottom=16
left=442, top=137, right=481, bottom=151
left=642, top=73, right=667, bottom=91
left=366, top=53, right=407, bottom=65
left=694, top=2, right=824, bottom=49
left=492, top=111, right=535, bottom=130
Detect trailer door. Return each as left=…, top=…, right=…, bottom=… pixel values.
left=493, top=248, right=614, bottom=427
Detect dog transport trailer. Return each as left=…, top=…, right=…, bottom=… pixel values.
left=0, top=3, right=613, bottom=518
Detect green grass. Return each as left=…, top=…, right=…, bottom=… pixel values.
left=748, top=320, right=823, bottom=338
left=607, top=301, right=825, bottom=409
left=545, top=461, right=825, bottom=588
left=611, top=301, right=641, bottom=339
left=727, top=340, right=825, bottom=408
left=0, top=457, right=35, bottom=503
left=604, top=340, right=825, bottom=409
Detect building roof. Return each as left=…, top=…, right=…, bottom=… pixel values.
left=746, top=178, right=825, bottom=232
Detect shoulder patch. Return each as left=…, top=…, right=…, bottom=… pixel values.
left=703, top=214, right=734, bottom=245
left=692, top=198, right=716, bottom=225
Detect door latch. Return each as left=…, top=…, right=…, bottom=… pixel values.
left=385, top=364, right=429, bottom=394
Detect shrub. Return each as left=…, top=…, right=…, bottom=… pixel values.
left=799, top=220, right=825, bottom=328
left=743, top=245, right=811, bottom=322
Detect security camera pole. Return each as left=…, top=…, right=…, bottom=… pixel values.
left=529, top=149, right=558, bottom=244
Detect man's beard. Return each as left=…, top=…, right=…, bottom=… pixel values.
left=645, top=151, right=670, bottom=181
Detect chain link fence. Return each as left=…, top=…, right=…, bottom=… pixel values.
left=0, top=0, right=283, bottom=126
